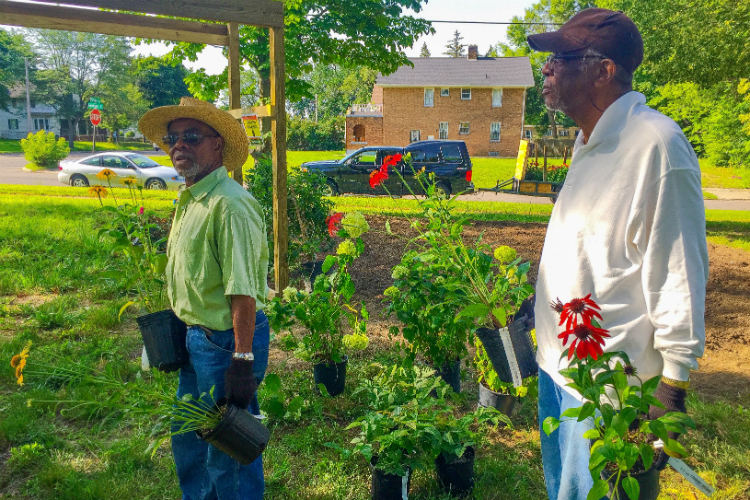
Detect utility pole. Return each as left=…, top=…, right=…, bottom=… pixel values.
left=315, top=94, right=319, bottom=123
left=24, top=57, right=33, bottom=135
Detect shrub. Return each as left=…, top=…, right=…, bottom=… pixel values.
left=125, top=131, right=136, bottom=138
left=287, top=117, right=344, bottom=151
left=20, top=131, right=70, bottom=168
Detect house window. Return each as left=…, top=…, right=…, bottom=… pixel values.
left=352, top=124, right=366, bottom=142
left=410, top=130, right=421, bottom=143
left=459, top=122, right=470, bottom=135
left=439, top=122, right=448, bottom=140
left=8, top=119, right=19, bottom=130
left=34, top=119, right=39, bottom=130
left=490, top=122, right=501, bottom=142
left=492, top=89, right=503, bottom=107
left=461, top=88, right=471, bottom=100
left=440, top=88, right=450, bottom=97
left=424, top=88, right=434, bottom=107
left=524, top=129, right=533, bottom=140
left=11, top=98, right=18, bottom=108
left=559, top=129, right=570, bottom=137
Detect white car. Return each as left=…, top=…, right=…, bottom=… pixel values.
left=58, top=153, right=185, bottom=190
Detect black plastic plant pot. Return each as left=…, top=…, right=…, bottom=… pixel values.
left=313, top=355, right=348, bottom=396
left=302, top=260, right=326, bottom=285
left=436, top=359, right=461, bottom=393
left=476, top=317, right=537, bottom=385
left=136, top=309, right=188, bottom=373
left=601, top=464, right=660, bottom=500
left=198, top=404, right=271, bottom=466
left=477, top=383, right=516, bottom=420
left=370, top=456, right=411, bottom=500
left=435, top=446, right=475, bottom=497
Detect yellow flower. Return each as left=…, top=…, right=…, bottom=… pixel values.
left=96, top=168, right=117, bottom=180
left=11, top=341, right=31, bottom=386
left=416, top=166, right=426, bottom=176
left=123, top=176, right=138, bottom=186
left=88, top=186, right=108, bottom=198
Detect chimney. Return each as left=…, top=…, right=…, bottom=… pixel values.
left=468, top=45, right=478, bottom=60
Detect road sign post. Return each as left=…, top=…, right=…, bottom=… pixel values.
left=90, top=109, right=102, bottom=153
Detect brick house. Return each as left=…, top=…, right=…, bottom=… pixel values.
left=345, top=46, right=535, bottom=157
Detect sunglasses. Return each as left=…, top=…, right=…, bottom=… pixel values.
left=162, top=133, right=219, bottom=147
left=545, top=53, right=605, bottom=69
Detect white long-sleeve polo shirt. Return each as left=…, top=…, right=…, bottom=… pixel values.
left=534, top=91, right=709, bottom=395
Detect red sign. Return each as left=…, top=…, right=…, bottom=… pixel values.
left=90, top=109, right=102, bottom=126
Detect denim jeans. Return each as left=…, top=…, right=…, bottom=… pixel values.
left=172, top=311, right=270, bottom=500
left=538, top=368, right=606, bottom=500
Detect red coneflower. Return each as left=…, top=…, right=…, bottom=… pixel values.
left=550, top=298, right=564, bottom=314
left=559, top=294, right=602, bottom=330
left=382, top=154, right=402, bottom=170
left=369, top=168, right=388, bottom=188
left=326, top=212, right=344, bottom=236
left=558, top=322, right=610, bottom=360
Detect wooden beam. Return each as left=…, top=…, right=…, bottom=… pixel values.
left=29, top=0, right=284, bottom=28
left=227, top=21, right=243, bottom=184
left=226, top=106, right=273, bottom=119
left=270, top=26, right=288, bottom=292
left=0, top=0, right=230, bottom=46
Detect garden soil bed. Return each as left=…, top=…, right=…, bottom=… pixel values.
left=341, top=216, right=750, bottom=403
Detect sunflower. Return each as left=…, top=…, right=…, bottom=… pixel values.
left=96, top=168, right=117, bottom=180
left=88, top=186, right=108, bottom=198
left=123, top=176, right=138, bottom=187
left=10, top=341, right=31, bottom=386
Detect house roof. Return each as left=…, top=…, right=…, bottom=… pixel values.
left=376, top=57, right=535, bottom=88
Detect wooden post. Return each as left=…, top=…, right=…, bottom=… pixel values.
left=562, top=146, right=568, bottom=165
left=227, top=21, right=243, bottom=184
left=543, top=145, right=548, bottom=182
left=270, top=26, right=288, bottom=292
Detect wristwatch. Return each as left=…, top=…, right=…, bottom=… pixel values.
left=232, top=351, right=254, bottom=361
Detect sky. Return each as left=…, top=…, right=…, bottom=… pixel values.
left=129, top=0, right=538, bottom=75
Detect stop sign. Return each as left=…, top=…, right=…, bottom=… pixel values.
left=90, top=109, right=102, bottom=126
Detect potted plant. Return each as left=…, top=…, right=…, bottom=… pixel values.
left=542, top=296, right=696, bottom=500
left=93, top=172, right=187, bottom=372
left=327, top=365, right=446, bottom=500
left=474, top=338, right=530, bottom=418
left=11, top=342, right=270, bottom=465
left=266, top=212, right=370, bottom=396
left=384, top=248, right=476, bottom=393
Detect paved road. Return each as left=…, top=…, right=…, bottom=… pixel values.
left=2, top=152, right=750, bottom=210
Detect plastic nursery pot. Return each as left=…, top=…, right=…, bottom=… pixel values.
left=198, top=403, right=271, bottom=466
left=301, top=259, right=326, bottom=285
left=435, top=359, right=462, bottom=394
left=136, top=309, right=188, bottom=373
left=477, top=383, right=516, bottom=420
left=370, top=456, right=411, bottom=500
left=435, top=446, right=475, bottom=497
left=601, top=463, right=660, bottom=500
left=476, top=317, right=537, bottom=385
left=313, top=355, right=348, bottom=396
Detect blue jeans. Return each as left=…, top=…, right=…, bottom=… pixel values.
left=172, top=311, right=270, bottom=500
left=538, top=368, right=606, bottom=500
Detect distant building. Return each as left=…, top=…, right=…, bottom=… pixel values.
left=0, top=86, right=61, bottom=140
left=345, top=45, right=535, bottom=157
left=523, top=125, right=581, bottom=141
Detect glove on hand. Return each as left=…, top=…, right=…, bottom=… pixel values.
left=648, top=380, right=687, bottom=470
left=224, top=358, right=258, bottom=410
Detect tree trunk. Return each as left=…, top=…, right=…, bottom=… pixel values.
left=547, top=109, right=558, bottom=139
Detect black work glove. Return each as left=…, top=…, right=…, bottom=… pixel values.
left=516, top=295, right=536, bottom=330
left=648, top=380, right=687, bottom=470
left=224, top=358, right=258, bottom=410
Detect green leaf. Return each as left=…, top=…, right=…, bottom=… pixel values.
left=639, top=442, right=654, bottom=471
left=263, top=373, right=282, bottom=393
left=582, top=429, right=601, bottom=440
left=457, top=303, right=490, bottom=319
left=542, top=417, right=560, bottom=436
left=322, top=255, right=336, bottom=273
left=492, top=307, right=507, bottom=327
left=561, top=406, right=582, bottom=419
left=586, top=480, right=610, bottom=500
left=663, top=438, right=687, bottom=458
left=622, top=476, right=640, bottom=500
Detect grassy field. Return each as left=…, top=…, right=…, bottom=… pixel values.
left=0, top=191, right=748, bottom=499
left=0, top=138, right=153, bottom=154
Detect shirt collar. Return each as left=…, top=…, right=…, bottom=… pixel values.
left=184, top=166, right=228, bottom=202
left=581, top=91, right=646, bottom=150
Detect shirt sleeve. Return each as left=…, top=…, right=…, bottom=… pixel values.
left=638, top=143, right=709, bottom=381
left=216, top=205, right=264, bottom=300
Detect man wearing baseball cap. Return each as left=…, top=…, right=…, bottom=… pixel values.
left=139, top=97, right=270, bottom=500
left=527, top=9, right=708, bottom=500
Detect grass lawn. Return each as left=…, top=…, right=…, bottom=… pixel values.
left=0, top=138, right=152, bottom=154
left=0, top=191, right=749, bottom=499
left=0, top=138, right=23, bottom=153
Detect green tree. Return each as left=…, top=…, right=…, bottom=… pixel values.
left=289, top=64, right=377, bottom=120
left=0, top=30, right=35, bottom=111
left=443, top=30, right=465, bottom=58
left=133, top=56, right=192, bottom=108
left=419, top=42, right=431, bottom=58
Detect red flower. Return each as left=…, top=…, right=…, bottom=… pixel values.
left=326, top=213, right=344, bottom=236
left=382, top=154, right=402, bottom=169
left=558, top=322, right=610, bottom=360
left=370, top=168, right=388, bottom=188
left=559, top=294, right=602, bottom=330
left=465, top=170, right=472, bottom=182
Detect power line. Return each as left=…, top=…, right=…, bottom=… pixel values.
left=426, top=20, right=563, bottom=25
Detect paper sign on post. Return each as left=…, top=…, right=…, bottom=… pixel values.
left=669, top=457, right=715, bottom=497
left=499, top=327, right=523, bottom=388
left=242, top=113, right=262, bottom=146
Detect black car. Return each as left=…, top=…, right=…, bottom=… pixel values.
left=301, top=140, right=473, bottom=196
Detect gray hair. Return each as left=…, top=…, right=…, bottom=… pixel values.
left=581, top=47, right=633, bottom=88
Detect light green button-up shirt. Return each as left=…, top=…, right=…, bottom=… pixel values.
left=166, top=166, right=269, bottom=331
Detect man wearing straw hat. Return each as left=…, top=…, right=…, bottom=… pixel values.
left=139, top=97, right=270, bottom=500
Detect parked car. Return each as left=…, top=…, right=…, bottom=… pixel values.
left=58, top=153, right=185, bottom=190
left=300, top=140, right=473, bottom=196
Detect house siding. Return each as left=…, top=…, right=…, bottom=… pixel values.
left=345, top=115, right=384, bottom=151
left=379, top=87, right=525, bottom=157
left=371, top=85, right=384, bottom=105
left=0, top=104, right=61, bottom=140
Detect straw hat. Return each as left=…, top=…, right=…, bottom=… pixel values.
left=139, top=97, right=248, bottom=171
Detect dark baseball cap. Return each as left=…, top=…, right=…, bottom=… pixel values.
left=527, top=8, right=643, bottom=73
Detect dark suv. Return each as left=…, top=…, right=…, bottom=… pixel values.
left=301, top=140, right=473, bottom=196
